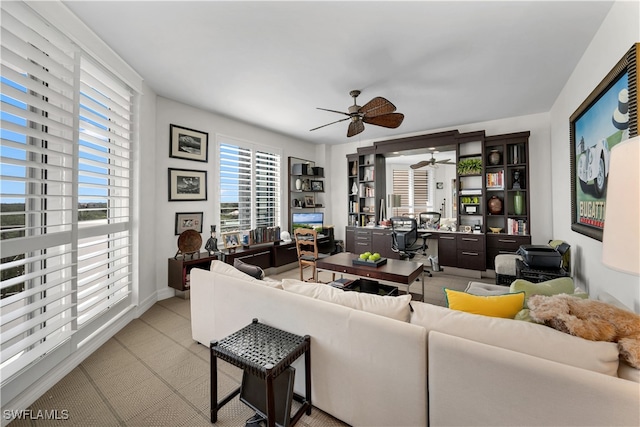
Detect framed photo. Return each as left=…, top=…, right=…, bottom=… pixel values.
left=170, top=124, right=208, bottom=162
left=570, top=43, right=638, bottom=241
left=168, top=168, right=207, bottom=201
left=303, top=195, right=315, bottom=207
left=174, top=212, right=203, bottom=235
left=311, top=180, right=324, bottom=191
left=222, top=231, right=241, bottom=249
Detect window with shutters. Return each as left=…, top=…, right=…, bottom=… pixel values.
left=219, top=139, right=281, bottom=233
left=0, top=2, right=136, bottom=383
left=392, top=168, right=431, bottom=216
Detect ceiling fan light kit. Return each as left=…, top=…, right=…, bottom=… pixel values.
left=310, top=90, right=404, bottom=137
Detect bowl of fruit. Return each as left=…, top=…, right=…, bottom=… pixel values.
left=352, top=251, right=387, bottom=267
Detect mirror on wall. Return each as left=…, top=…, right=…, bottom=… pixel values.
left=384, top=146, right=457, bottom=219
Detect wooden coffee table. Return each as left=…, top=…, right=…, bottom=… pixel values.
left=316, top=252, right=425, bottom=300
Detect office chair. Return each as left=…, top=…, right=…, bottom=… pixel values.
left=390, top=216, right=433, bottom=276
left=418, top=212, right=441, bottom=230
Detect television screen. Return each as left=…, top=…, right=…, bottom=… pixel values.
left=292, top=212, right=323, bottom=230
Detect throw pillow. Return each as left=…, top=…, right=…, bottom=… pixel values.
left=444, top=288, right=525, bottom=319
left=233, top=258, right=265, bottom=279
left=509, top=277, right=576, bottom=308
left=281, top=279, right=412, bottom=322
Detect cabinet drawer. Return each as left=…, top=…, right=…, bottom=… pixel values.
left=457, top=234, right=485, bottom=251
left=457, top=250, right=486, bottom=271
left=486, top=234, right=530, bottom=251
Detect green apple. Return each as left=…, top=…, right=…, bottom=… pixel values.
left=372, top=253, right=381, bottom=260
left=359, top=253, right=369, bottom=260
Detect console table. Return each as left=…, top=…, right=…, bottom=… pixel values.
left=210, top=319, right=311, bottom=427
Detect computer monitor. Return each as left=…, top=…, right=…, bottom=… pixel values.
left=292, top=212, right=323, bottom=230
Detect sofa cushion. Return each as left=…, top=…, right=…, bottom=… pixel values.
left=409, top=301, right=620, bottom=376
left=444, top=288, right=525, bottom=319
left=210, top=260, right=282, bottom=288
left=233, top=258, right=265, bottom=279
left=281, top=279, right=412, bottom=322
left=509, top=277, right=576, bottom=308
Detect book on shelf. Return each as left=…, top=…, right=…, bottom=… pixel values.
left=459, top=189, right=482, bottom=195
left=486, top=170, right=504, bottom=189
left=507, top=218, right=527, bottom=235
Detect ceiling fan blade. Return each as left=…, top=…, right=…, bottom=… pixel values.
left=310, top=116, right=350, bottom=131
left=410, top=160, right=431, bottom=170
left=363, top=113, right=404, bottom=129
left=316, top=107, right=350, bottom=116
left=359, top=97, right=396, bottom=117
left=347, top=119, right=365, bottom=137
left=436, top=158, right=453, bottom=164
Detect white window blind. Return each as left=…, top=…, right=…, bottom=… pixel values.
left=0, top=2, right=135, bottom=383
left=392, top=168, right=430, bottom=216
left=219, top=140, right=281, bottom=233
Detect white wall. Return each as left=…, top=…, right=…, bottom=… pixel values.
left=549, top=1, right=640, bottom=311
left=154, top=97, right=319, bottom=299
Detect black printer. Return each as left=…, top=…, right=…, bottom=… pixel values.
left=516, top=245, right=562, bottom=270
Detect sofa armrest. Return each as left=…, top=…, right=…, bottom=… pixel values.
left=428, top=331, right=640, bottom=427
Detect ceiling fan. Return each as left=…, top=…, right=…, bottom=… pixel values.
left=410, top=153, right=455, bottom=169
left=310, top=90, right=404, bottom=137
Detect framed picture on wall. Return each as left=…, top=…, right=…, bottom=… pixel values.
left=569, top=43, right=638, bottom=241
left=170, top=124, right=209, bottom=162
left=174, top=212, right=203, bottom=235
left=168, top=168, right=207, bottom=201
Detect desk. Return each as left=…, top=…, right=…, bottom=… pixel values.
left=316, top=252, right=425, bottom=300
left=210, top=319, right=311, bottom=427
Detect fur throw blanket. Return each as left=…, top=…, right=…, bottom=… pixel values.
left=528, top=294, right=640, bottom=369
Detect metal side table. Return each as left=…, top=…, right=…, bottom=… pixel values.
left=210, top=319, right=311, bottom=427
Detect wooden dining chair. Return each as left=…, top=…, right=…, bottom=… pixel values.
left=294, top=228, right=334, bottom=282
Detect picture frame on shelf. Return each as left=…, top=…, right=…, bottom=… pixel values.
left=569, top=43, right=638, bottom=241
left=303, top=195, right=315, bottom=207
left=168, top=168, right=207, bottom=201
left=311, top=180, right=323, bottom=191
left=221, top=232, right=241, bottom=249
left=169, top=124, right=208, bottom=162
left=174, top=212, right=203, bottom=235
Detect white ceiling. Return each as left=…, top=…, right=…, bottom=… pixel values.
left=63, top=1, right=613, bottom=145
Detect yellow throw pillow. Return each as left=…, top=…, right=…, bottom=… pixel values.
left=444, top=288, right=525, bottom=319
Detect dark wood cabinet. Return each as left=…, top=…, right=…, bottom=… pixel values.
left=353, top=228, right=373, bottom=253
left=437, top=234, right=457, bottom=267
left=456, top=234, right=485, bottom=271
left=168, top=252, right=218, bottom=291
left=272, top=242, right=299, bottom=267
left=222, top=246, right=272, bottom=269
left=486, top=233, right=531, bottom=269
left=371, top=229, right=399, bottom=259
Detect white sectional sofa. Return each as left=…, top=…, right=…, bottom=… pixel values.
left=191, top=261, right=639, bottom=427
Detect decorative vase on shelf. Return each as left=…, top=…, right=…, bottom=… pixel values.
left=351, top=162, right=357, bottom=176
left=488, top=195, right=502, bottom=215
left=351, top=181, right=358, bottom=195
left=488, top=150, right=501, bottom=165
left=514, top=191, right=524, bottom=215
left=295, top=178, right=302, bottom=190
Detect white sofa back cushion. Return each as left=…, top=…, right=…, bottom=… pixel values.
left=410, top=301, right=620, bottom=376
left=282, top=279, right=412, bottom=322
left=210, top=260, right=282, bottom=288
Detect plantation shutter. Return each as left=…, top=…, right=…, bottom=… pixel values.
left=219, top=140, right=281, bottom=233
left=392, top=170, right=410, bottom=216
left=219, top=143, right=252, bottom=232
left=255, top=150, right=280, bottom=228
left=0, top=1, right=136, bottom=383
left=76, top=58, right=133, bottom=327
left=414, top=169, right=429, bottom=211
